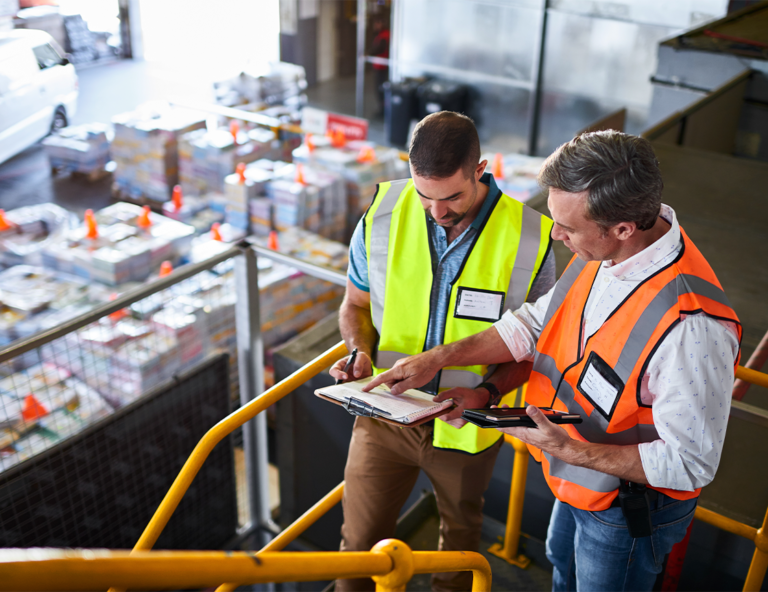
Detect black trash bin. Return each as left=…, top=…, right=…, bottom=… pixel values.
left=384, top=79, right=422, bottom=147
left=417, top=80, right=469, bottom=119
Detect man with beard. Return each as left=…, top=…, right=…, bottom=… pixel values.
left=329, top=111, right=555, bottom=591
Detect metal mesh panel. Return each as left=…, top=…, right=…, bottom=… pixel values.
left=0, top=353, right=236, bottom=549
left=0, top=262, right=242, bottom=548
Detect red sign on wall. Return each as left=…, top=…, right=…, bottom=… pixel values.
left=326, top=113, right=368, bottom=141
left=302, top=107, right=368, bottom=140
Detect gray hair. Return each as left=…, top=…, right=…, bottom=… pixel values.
left=538, top=131, right=663, bottom=231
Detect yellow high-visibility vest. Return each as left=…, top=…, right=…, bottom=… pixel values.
left=364, top=178, right=553, bottom=454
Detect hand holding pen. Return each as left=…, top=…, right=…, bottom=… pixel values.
left=335, top=348, right=358, bottom=385
left=330, top=347, right=373, bottom=383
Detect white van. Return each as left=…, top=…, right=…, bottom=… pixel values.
left=0, top=29, right=78, bottom=165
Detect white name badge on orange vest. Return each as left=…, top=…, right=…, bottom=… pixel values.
left=454, top=287, right=505, bottom=322
left=577, top=352, right=625, bottom=418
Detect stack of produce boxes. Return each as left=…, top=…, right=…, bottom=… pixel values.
left=235, top=160, right=347, bottom=241
left=222, top=164, right=271, bottom=234
left=41, top=203, right=195, bottom=286
left=0, top=265, right=111, bottom=368
left=0, top=204, right=78, bottom=268
left=482, top=152, right=547, bottom=204
left=178, top=127, right=278, bottom=198
left=42, top=123, right=112, bottom=175
left=111, top=103, right=205, bottom=202
left=292, top=138, right=407, bottom=237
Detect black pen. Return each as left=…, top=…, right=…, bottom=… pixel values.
left=336, top=348, right=358, bottom=385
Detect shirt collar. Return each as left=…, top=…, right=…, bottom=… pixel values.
left=603, top=204, right=680, bottom=278
left=470, top=172, right=499, bottom=230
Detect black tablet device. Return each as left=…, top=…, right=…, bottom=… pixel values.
left=461, top=407, right=582, bottom=428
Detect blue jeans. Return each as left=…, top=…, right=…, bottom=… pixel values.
left=546, top=494, right=697, bottom=592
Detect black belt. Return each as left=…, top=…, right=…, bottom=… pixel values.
left=610, top=487, right=659, bottom=508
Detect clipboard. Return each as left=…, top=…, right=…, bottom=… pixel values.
left=315, top=378, right=454, bottom=427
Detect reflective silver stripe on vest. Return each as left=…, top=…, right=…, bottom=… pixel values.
left=544, top=452, right=620, bottom=493
left=439, top=367, right=493, bottom=389
left=504, top=206, right=545, bottom=312
left=369, top=180, right=410, bottom=332
left=541, top=257, right=587, bottom=330
left=375, top=350, right=408, bottom=368
left=376, top=350, right=487, bottom=390
left=614, top=274, right=733, bottom=384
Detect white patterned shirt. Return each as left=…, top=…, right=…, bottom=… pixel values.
left=494, top=204, right=739, bottom=491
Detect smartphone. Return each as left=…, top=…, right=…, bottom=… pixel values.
left=461, top=407, right=582, bottom=428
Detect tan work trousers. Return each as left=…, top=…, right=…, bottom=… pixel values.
left=336, top=416, right=502, bottom=592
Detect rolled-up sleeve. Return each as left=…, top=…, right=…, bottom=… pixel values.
left=494, top=285, right=554, bottom=362
left=638, top=314, right=740, bottom=490
left=347, top=217, right=370, bottom=292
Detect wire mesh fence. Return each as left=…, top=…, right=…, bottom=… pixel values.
left=0, top=353, right=237, bottom=550
left=0, top=243, right=345, bottom=549
left=0, top=265, right=238, bottom=477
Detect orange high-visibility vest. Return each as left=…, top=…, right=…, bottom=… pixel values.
left=526, top=226, right=741, bottom=511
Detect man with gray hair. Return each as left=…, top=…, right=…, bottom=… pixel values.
left=367, top=131, right=742, bottom=591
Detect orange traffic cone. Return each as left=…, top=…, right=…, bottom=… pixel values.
left=211, top=222, right=223, bottom=241
left=236, top=162, right=247, bottom=184
left=84, top=209, right=98, bottom=240
left=172, top=184, right=183, bottom=211
left=230, top=120, right=240, bottom=145
left=305, top=133, right=315, bottom=152
left=159, top=261, right=173, bottom=277
left=329, top=128, right=346, bottom=148
left=357, top=145, right=377, bottom=163
left=268, top=230, right=279, bottom=251
left=108, top=293, right=128, bottom=322
left=22, top=394, right=48, bottom=422
left=492, top=153, right=504, bottom=179
left=0, top=210, right=12, bottom=232
left=137, top=205, right=152, bottom=229
left=295, top=163, right=307, bottom=185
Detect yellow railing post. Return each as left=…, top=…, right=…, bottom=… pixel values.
left=488, top=434, right=531, bottom=568
left=371, top=540, right=414, bottom=592
left=215, top=482, right=346, bottom=592
left=743, top=504, right=768, bottom=592
left=411, top=548, right=493, bottom=592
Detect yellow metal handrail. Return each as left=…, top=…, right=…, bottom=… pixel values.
left=492, top=365, right=768, bottom=591
left=216, top=482, right=346, bottom=592
left=133, top=340, right=349, bottom=552
left=0, top=540, right=491, bottom=591
left=694, top=491, right=768, bottom=591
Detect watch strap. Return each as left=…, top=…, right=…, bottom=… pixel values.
left=476, top=381, right=502, bottom=408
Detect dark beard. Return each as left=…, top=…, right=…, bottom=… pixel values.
left=426, top=209, right=466, bottom=227
left=425, top=182, right=477, bottom=227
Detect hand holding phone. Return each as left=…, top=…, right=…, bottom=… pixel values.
left=461, top=407, right=582, bottom=428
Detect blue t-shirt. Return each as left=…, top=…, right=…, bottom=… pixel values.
left=348, top=172, right=554, bottom=353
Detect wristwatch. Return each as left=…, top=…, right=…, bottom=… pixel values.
left=476, top=382, right=503, bottom=408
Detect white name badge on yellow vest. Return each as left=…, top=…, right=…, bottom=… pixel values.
left=454, top=287, right=505, bottom=322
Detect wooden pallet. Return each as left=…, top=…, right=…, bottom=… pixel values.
left=110, top=184, right=168, bottom=211
left=51, top=162, right=114, bottom=182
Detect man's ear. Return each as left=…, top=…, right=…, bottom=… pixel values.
left=476, top=160, right=488, bottom=180
left=612, top=221, right=637, bottom=241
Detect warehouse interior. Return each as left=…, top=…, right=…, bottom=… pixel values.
left=1, top=0, right=768, bottom=590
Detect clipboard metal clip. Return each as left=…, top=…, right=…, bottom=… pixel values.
left=344, top=397, right=387, bottom=418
